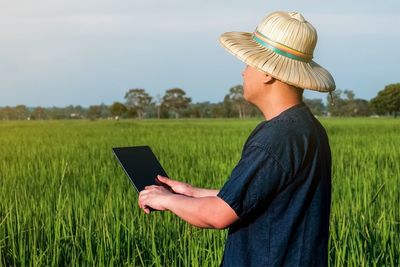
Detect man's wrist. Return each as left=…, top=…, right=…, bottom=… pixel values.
left=187, top=187, right=197, bottom=197
left=163, top=193, right=184, bottom=211
left=190, top=188, right=219, bottom=198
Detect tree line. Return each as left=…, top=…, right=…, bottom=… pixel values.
left=1, top=83, right=399, bottom=120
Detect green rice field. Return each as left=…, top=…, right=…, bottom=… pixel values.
left=0, top=118, right=399, bottom=266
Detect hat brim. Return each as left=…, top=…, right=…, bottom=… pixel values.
left=220, top=32, right=335, bottom=92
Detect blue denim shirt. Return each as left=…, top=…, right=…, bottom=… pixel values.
left=217, top=102, right=331, bottom=267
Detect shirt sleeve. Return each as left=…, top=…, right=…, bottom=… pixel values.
left=217, top=144, right=289, bottom=220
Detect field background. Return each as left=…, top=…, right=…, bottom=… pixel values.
left=0, top=118, right=399, bottom=266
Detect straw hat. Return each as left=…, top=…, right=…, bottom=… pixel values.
left=220, top=11, right=335, bottom=92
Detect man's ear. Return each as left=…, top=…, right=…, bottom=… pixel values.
left=264, top=75, right=275, bottom=84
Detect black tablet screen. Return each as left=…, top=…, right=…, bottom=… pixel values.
left=112, top=146, right=169, bottom=192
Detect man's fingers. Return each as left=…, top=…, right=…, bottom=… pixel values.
left=138, top=193, right=145, bottom=209
left=157, top=175, right=174, bottom=186
left=138, top=193, right=151, bottom=214
left=145, top=185, right=158, bottom=190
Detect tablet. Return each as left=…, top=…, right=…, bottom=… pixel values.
left=112, top=145, right=172, bottom=192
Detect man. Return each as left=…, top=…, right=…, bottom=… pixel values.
left=139, top=11, right=335, bottom=266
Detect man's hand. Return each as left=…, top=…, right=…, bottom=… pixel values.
left=138, top=176, right=237, bottom=228
left=156, top=175, right=219, bottom=198
left=138, top=185, right=174, bottom=214
left=156, top=175, right=195, bottom=196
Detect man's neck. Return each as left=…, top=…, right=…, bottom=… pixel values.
left=255, top=84, right=303, bottom=121
left=260, top=100, right=302, bottom=121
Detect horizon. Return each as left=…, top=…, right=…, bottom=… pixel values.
left=0, top=86, right=372, bottom=109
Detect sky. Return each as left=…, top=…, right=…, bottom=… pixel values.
left=0, top=0, right=399, bottom=107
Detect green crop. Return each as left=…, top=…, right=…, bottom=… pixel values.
left=0, top=118, right=399, bottom=266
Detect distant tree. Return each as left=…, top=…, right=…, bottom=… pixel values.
left=370, top=83, right=400, bottom=117
left=154, top=94, right=163, bottom=119
left=222, top=85, right=262, bottom=118
left=109, top=102, right=127, bottom=118
left=226, top=85, right=247, bottom=118
left=31, top=107, right=47, bottom=120
left=327, top=89, right=371, bottom=117
left=191, top=106, right=201, bottom=118
left=14, top=105, right=30, bottom=120
left=210, top=102, right=225, bottom=118
left=351, top=99, right=371, bottom=116
left=327, top=89, right=346, bottom=116
left=186, top=102, right=213, bottom=118
left=99, top=103, right=110, bottom=118
left=47, top=107, right=68, bottom=120
left=124, top=88, right=152, bottom=119
left=344, top=90, right=372, bottom=116
left=343, top=90, right=355, bottom=101
left=245, top=103, right=263, bottom=118
left=304, top=98, right=325, bottom=116
left=0, top=106, right=16, bottom=120
left=87, top=105, right=102, bottom=120
left=158, top=106, right=170, bottom=119
left=221, top=95, right=236, bottom=117
left=161, top=88, right=191, bottom=118
left=64, top=105, right=84, bottom=119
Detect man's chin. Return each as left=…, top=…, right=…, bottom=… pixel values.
left=243, top=92, right=250, bottom=102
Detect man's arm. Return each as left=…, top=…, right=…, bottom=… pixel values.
left=138, top=185, right=239, bottom=229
